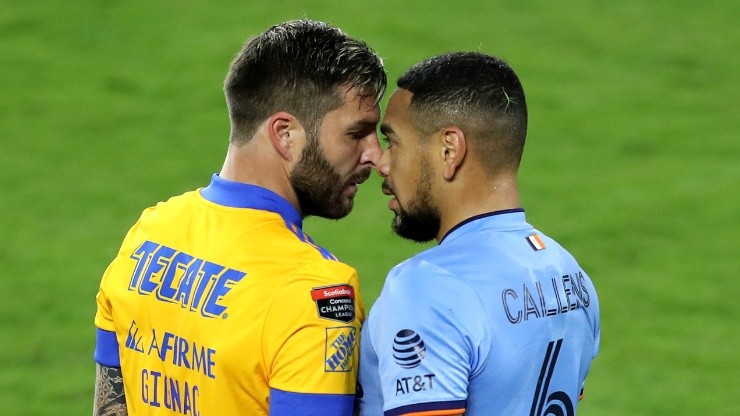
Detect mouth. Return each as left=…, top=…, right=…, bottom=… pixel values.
left=381, top=180, right=400, bottom=211
left=349, top=169, right=372, bottom=187
left=343, top=170, right=372, bottom=197
left=381, top=179, right=394, bottom=196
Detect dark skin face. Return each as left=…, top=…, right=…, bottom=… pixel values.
left=378, top=89, right=441, bottom=242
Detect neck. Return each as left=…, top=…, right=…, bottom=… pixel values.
left=219, top=141, right=301, bottom=214
left=435, top=174, right=520, bottom=242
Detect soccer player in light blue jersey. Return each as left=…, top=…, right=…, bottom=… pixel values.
left=358, top=52, right=600, bottom=416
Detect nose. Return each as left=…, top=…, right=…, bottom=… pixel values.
left=359, top=133, right=383, bottom=167
left=376, top=147, right=390, bottom=178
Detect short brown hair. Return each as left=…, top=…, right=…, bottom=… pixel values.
left=224, top=19, right=386, bottom=143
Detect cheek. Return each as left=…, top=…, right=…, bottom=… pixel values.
left=390, top=157, right=418, bottom=195
left=324, top=143, right=358, bottom=171
left=391, top=150, right=416, bottom=173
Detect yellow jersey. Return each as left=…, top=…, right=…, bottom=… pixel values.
left=95, top=174, right=365, bottom=415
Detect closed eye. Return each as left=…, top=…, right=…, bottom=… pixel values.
left=380, top=124, right=394, bottom=149
left=382, top=135, right=394, bottom=149
left=349, top=131, right=369, bottom=140
left=347, top=120, right=379, bottom=140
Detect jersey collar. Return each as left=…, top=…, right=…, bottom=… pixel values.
left=440, top=208, right=526, bottom=244
left=199, top=174, right=303, bottom=229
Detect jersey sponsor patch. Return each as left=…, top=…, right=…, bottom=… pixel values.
left=393, top=329, right=426, bottom=369
left=324, top=326, right=357, bottom=372
left=311, top=284, right=355, bottom=323
left=527, top=233, right=547, bottom=251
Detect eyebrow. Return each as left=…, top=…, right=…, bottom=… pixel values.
left=348, top=120, right=379, bottom=132
left=380, top=124, right=394, bottom=136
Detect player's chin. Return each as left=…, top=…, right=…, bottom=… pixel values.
left=336, top=195, right=356, bottom=217
left=344, top=182, right=359, bottom=197
left=391, top=215, right=401, bottom=232
left=321, top=202, right=353, bottom=220
left=343, top=196, right=356, bottom=211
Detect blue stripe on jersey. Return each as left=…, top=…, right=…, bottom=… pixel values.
left=200, top=174, right=303, bottom=228
left=200, top=174, right=339, bottom=260
left=385, top=400, right=467, bottom=416
left=269, top=388, right=354, bottom=416
left=440, top=208, right=524, bottom=243
left=94, top=328, right=121, bottom=367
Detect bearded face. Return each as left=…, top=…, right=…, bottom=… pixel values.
left=290, top=134, right=365, bottom=219
left=387, top=158, right=441, bottom=243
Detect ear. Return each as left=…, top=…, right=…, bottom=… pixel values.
left=267, top=112, right=305, bottom=161
left=439, top=126, right=466, bottom=180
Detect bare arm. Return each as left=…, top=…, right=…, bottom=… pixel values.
left=93, top=363, right=128, bottom=416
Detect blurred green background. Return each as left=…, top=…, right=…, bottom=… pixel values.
left=1, top=1, right=737, bottom=414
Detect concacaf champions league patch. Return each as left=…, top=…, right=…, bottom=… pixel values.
left=311, top=284, right=355, bottom=323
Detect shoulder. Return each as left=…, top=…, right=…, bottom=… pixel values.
left=385, top=248, right=454, bottom=294
left=141, top=189, right=201, bottom=215
left=386, top=243, right=477, bottom=290
left=264, top=258, right=364, bottom=334
left=375, top=247, right=484, bottom=320
left=129, top=189, right=203, bottom=235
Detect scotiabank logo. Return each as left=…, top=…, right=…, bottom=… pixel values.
left=322, top=287, right=353, bottom=297
left=311, top=284, right=355, bottom=323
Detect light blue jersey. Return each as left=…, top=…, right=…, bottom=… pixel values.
left=359, top=210, right=600, bottom=416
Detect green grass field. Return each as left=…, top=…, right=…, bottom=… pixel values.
left=1, top=1, right=737, bottom=414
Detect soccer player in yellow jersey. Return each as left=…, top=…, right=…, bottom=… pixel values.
left=93, top=20, right=386, bottom=416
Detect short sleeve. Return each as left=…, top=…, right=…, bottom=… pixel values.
left=93, top=248, right=128, bottom=366
left=367, top=260, right=488, bottom=415
left=93, top=220, right=146, bottom=364
left=263, top=260, right=365, bottom=396
left=94, top=261, right=117, bottom=332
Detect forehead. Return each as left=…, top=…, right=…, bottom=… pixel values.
left=385, top=88, right=412, bottom=119
left=330, top=86, right=381, bottom=122
left=381, top=88, right=414, bottom=134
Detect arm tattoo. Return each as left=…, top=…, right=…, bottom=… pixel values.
left=94, top=363, right=128, bottom=416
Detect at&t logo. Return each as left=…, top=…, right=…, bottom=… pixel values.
left=393, top=329, right=426, bottom=369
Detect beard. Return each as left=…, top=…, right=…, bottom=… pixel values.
left=390, top=161, right=441, bottom=243
left=290, top=134, right=358, bottom=219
